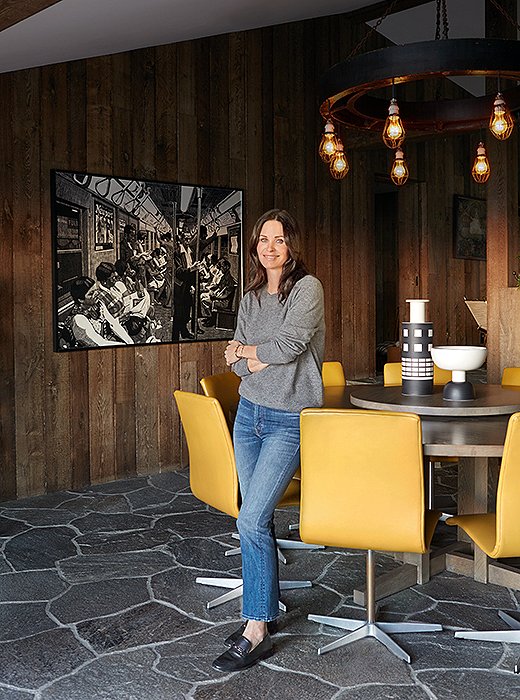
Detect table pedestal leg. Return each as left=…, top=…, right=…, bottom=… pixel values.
left=455, top=456, right=489, bottom=583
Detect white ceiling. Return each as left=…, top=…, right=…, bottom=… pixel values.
left=0, top=0, right=380, bottom=74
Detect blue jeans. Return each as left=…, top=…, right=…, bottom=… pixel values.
left=234, top=397, right=301, bottom=622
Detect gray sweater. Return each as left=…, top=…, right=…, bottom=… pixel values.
left=233, top=275, right=325, bottom=412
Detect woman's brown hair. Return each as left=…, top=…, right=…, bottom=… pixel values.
left=245, top=209, right=308, bottom=302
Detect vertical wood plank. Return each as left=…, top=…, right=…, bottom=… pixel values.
left=86, top=56, right=116, bottom=483
left=41, top=62, right=72, bottom=491
left=12, top=69, right=46, bottom=498
left=0, top=72, right=17, bottom=499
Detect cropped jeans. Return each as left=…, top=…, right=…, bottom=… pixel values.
left=234, top=397, right=301, bottom=622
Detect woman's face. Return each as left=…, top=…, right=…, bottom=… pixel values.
left=256, top=220, right=289, bottom=272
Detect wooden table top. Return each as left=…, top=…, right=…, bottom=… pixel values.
left=349, top=384, right=520, bottom=417
left=322, top=385, right=512, bottom=458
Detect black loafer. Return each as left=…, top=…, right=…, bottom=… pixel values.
left=223, top=620, right=278, bottom=648
left=212, top=634, right=273, bottom=672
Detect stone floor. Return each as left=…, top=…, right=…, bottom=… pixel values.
left=1, top=465, right=520, bottom=700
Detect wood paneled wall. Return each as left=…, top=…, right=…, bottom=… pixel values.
left=0, top=13, right=487, bottom=499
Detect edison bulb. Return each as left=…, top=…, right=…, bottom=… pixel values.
left=472, top=142, right=490, bottom=184
left=489, top=93, right=514, bottom=140
left=383, top=98, right=405, bottom=149
left=329, top=139, right=349, bottom=179
left=319, top=119, right=339, bottom=162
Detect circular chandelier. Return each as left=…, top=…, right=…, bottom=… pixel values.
left=319, top=0, right=520, bottom=184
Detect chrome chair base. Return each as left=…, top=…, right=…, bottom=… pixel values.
left=455, top=610, right=520, bottom=643
left=308, top=614, right=442, bottom=662
left=196, top=576, right=312, bottom=610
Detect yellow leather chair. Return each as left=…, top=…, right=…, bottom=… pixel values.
left=299, top=408, right=442, bottom=662
left=200, top=371, right=241, bottom=430
left=200, top=371, right=322, bottom=562
left=502, top=367, right=520, bottom=387
left=383, top=362, right=451, bottom=387
left=446, top=412, right=520, bottom=652
left=174, top=390, right=310, bottom=609
left=384, top=361, right=456, bottom=511
left=322, top=361, right=346, bottom=387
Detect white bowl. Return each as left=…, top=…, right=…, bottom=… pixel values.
left=431, top=345, right=487, bottom=372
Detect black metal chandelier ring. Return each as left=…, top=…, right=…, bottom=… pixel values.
left=320, top=39, right=520, bottom=134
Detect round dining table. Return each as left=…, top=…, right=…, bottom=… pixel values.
left=322, top=383, right=520, bottom=602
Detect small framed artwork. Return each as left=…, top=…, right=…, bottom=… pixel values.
left=453, top=195, right=486, bottom=261
left=51, top=170, right=243, bottom=351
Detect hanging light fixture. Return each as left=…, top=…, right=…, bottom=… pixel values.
left=390, top=148, right=409, bottom=186
left=318, top=0, right=520, bottom=181
left=319, top=118, right=339, bottom=161
left=329, top=139, right=349, bottom=179
left=383, top=98, right=405, bottom=149
left=471, top=142, right=491, bottom=183
left=489, top=92, right=514, bottom=140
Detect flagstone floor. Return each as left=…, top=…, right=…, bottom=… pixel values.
left=1, top=461, right=520, bottom=700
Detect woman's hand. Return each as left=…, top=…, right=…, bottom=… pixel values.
left=224, top=340, right=241, bottom=366
left=247, top=358, right=268, bottom=373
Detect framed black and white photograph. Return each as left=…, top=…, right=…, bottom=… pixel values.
left=51, top=170, right=243, bottom=351
left=453, top=195, right=486, bottom=261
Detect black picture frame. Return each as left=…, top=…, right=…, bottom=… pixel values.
left=453, top=195, right=486, bottom=261
left=51, top=170, right=243, bottom=351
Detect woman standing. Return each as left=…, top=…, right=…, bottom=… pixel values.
left=213, top=209, right=325, bottom=672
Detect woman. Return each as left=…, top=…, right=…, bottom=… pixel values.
left=213, top=209, right=325, bottom=672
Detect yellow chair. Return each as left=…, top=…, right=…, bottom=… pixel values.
left=299, top=408, right=441, bottom=662
left=174, top=390, right=310, bottom=609
left=446, top=412, right=520, bottom=652
left=502, top=367, right=520, bottom=387
left=383, top=361, right=457, bottom=511
left=322, top=361, right=346, bottom=387
left=200, top=371, right=322, bottom=562
left=200, top=371, right=241, bottom=430
left=383, top=362, right=451, bottom=387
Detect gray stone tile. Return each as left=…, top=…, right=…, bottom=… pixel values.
left=83, top=477, right=149, bottom=494
left=191, top=662, right=339, bottom=699
left=414, top=570, right=514, bottom=609
left=58, top=551, right=176, bottom=584
left=156, top=510, right=235, bottom=539
left=4, top=528, right=77, bottom=571
left=75, top=528, right=172, bottom=555
left=124, top=487, right=175, bottom=511
left=168, top=537, right=243, bottom=572
left=139, top=493, right=205, bottom=516
left=273, top=634, right=413, bottom=688
left=1, top=493, right=73, bottom=510
left=0, top=688, right=34, bottom=699
left=49, top=578, right=151, bottom=623
left=152, top=566, right=243, bottom=624
left=70, top=512, right=152, bottom=534
left=0, top=517, right=30, bottom=537
left=0, top=570, right=67, bottom=602
left=39, top=648, right=190, bottom=700
left=405, top=630, right=503, bottom=670
left=0, top=557, right=13, bottom=574
left=0, top=602, right=57, bottom=641
left=76, top=601, right=209, bottom=653
left=418, top=669, right=520, bottom=700
left=0, top=628, right=93, bottom=689
left=337, top=686, right=430, bottom=699
left=57, top=495, right=130, bottom=514
left=0, top=510, right=76, bottom=527
left=148, top=470, right=190, bottom=493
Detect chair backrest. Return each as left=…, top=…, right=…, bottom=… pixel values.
left=383, top=362, right=451, bottom=386
left=502, top=367, right=520, bottom=387
left=493, top=412, right=520, bottom=558
left=200, top=371, right=241, bottom=428
left=322, top=361, right=346, bottom=387
left=299, top=409, right=428, bottom=554
left=174, top=390, right=240, bottom=519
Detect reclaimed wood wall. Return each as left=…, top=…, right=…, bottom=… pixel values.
left=0, top=12, right=487, bottom=499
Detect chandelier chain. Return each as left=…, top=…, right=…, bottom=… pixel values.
left=435, top=0, right=449, bottom=40
left=348, top=0, right=400, bottom=59
left=488, top=0, right=520, bottom=33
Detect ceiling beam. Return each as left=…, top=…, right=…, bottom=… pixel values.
left=348, top=0, right=434, bottom=23
left=0, top=0, right=63, bottom=33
